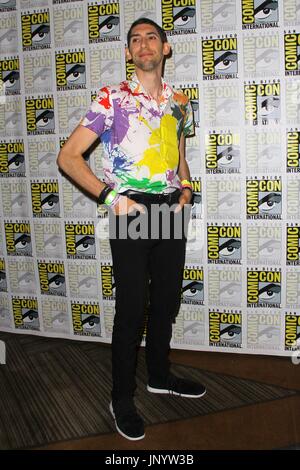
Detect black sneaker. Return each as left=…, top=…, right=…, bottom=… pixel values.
left=109, top=399, right=145, bottom=441
left=147, top=374, right=206, bottom=398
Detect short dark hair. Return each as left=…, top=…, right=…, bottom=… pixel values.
left=127, top=18, right=167, bottom=46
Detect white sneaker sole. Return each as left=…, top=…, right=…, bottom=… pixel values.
left=147, top=385, right=206, bottom=398
left=109, top=402, right=145, bottom=441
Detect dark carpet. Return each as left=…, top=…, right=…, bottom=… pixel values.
left=0, top=332, right=297, bottom=450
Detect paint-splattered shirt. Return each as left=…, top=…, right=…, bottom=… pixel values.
left=81, top=74, right=194, bottom=194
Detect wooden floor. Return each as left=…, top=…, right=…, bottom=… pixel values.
left=38, top=349, right=300, bottom=450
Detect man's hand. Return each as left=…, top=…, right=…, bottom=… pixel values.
left=175, top=189, right=193, bottom=213
left=113, top=195, right=145, bottom=215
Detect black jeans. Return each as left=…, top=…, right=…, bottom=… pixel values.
left=109, top=190, right=189, bottom=402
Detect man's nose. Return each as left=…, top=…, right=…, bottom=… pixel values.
left=140, top=37, right=148, bottom=47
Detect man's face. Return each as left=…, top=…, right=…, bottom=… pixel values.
left=126, top=23, right=170, bottom=72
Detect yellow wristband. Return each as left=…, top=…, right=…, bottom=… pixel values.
left=181, top=179, right=192, bottom=189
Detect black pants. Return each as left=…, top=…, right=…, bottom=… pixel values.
left=109, top=190, right=188, bottom=402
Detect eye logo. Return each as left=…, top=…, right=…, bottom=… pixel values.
left=242, top=0, right=279, bottom=28
left=182, top=280, right=204, bottom=303
left=215, top=51, right=237, bottom=75
left=162, top=3, right=196, bottom=34
left=258, top=192, right=281, bottom=215
left=173, top=7, right=196, bottom=30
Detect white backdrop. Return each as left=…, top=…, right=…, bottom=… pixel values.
left=0, top=0, right=300, bottom=357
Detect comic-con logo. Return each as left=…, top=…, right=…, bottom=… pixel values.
left=21, top=10, right=51, bottom=50
left=205, top=132, right=240, bottom=173
left=161, top=0, right=196, bottom=35
left=246, top=177, right=282, bottom=219
left=247, top=311, right=281, bottom=349
left=209, top=310, right=242, bottom=348
left=65, top=222, right=95, bottom=259
left=180, top=85, right=199, bottom=126
left=55, top=49, right=86, bottom=90
left=202, top=36, right=238, bottom=79
left=88, top=2, right=120, bottom=43
left=285, top=313, right=300, bottom=350
left=12, top=297, right=39, bottom=330
left=244, top=81, right=280, bottom=125
left=53, top=1, right=84, bottom=47
left=0, top=140, right=25, bottom=177
left=247, top=269, right=281, bottom=307
left=0, top=57, right=20, bottom=95
left=34, top=220, right=63, bottom=259
left=38, top=261, right=66, bottom=296
left=247, top=224, right=281, bottom=266
left=4, top=221, right=32, bottom=256
left=207, top=224, right=241, bottom=264
left=23, top=51, right=52, bottom=94
left=208, top=267, right=242, bottom=307
left=0, top=258, right=7, bottom=292
left=101, top=263, right=115, bottom=301
left=42, top=298, right=69, bottom=335
left=287, top=130, right=300, bottom=172
left=284, top=33, right=300, bottom=76
left=245, top=129, right=281, bottom=172
left=241, top=0, right=279, bottom=29
left=286, top=224, right=300, bottom=265
left=31, top=180, right=60, bottom=217
left=243, top=33, right=279, bottom=78
left=25, top=96, right=55, bottom=135
left=182, top=267, right=204, bottom=304
left=71, top=302, right=100, bottom=336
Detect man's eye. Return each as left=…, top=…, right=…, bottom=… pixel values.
left=256, top=50, right=278, bottom=67
left=219, top=282, right=241, bottom=299
left=220, top=325, right=241, bottom=341
left=36, top=110, right=54, bottom=128
left=99, top=16, right=119, bottom=34
left=49, top=274, right=65, bottom=288
left=219, top=239, right=241, bottom=257
left=259, top=192, right=281, bottom=212
left=76, top=236, right=95, bottom=252
left=44, top=235, right=60, bottom=249
left=15, top=234, right=31, bottom=249
left=218, top=194, right=239, bottom=212
left=258, top=240, right=281, bottom=256
left=215, top=52, right=237, bottom=72
left=213, top=4, right=235, bottom=22
left=261, top=97, right=279, bottom=115
left=259, top=283, right=281, bottom=301
left=176, top=56, right=194, bottom=73
left=66, top=64, right=85, bottom=83
left=258, top=326, right=279, bottom=341
left=255, top=2, right=278, bottom=21
left=173, top=7, right=195, bottom=27
left=3, top=70, right=19, bottom=88
left=32, top=25, right=50, bottom=42
left=41, top=194, right=59, bottom=211
left=217, top=147, right=239, bottom=167
left=8, top=153, right=24, bottom=170
left=82, top=315, right=99, bottom=329
left=64, top=20, right=81, bottom=35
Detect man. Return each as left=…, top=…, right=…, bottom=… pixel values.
left=57, top=18, right=206, bottom=441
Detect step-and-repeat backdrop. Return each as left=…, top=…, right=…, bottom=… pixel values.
left=0, top=0, right=300, bottom=356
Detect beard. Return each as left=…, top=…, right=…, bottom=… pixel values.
left=132, top=54, right=163, bottom=72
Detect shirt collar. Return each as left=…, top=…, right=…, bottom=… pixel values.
left=129, top=73, right=173, bottom=104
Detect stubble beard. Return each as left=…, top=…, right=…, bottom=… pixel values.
left=132, top=52, right=163, bottom=72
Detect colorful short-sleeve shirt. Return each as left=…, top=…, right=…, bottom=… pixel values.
left=81, top=73, right=194, bottom=194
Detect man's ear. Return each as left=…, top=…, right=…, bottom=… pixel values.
left=163, top=42, right=171, bottom=57
left=125, top=47, right=132, bottom=61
